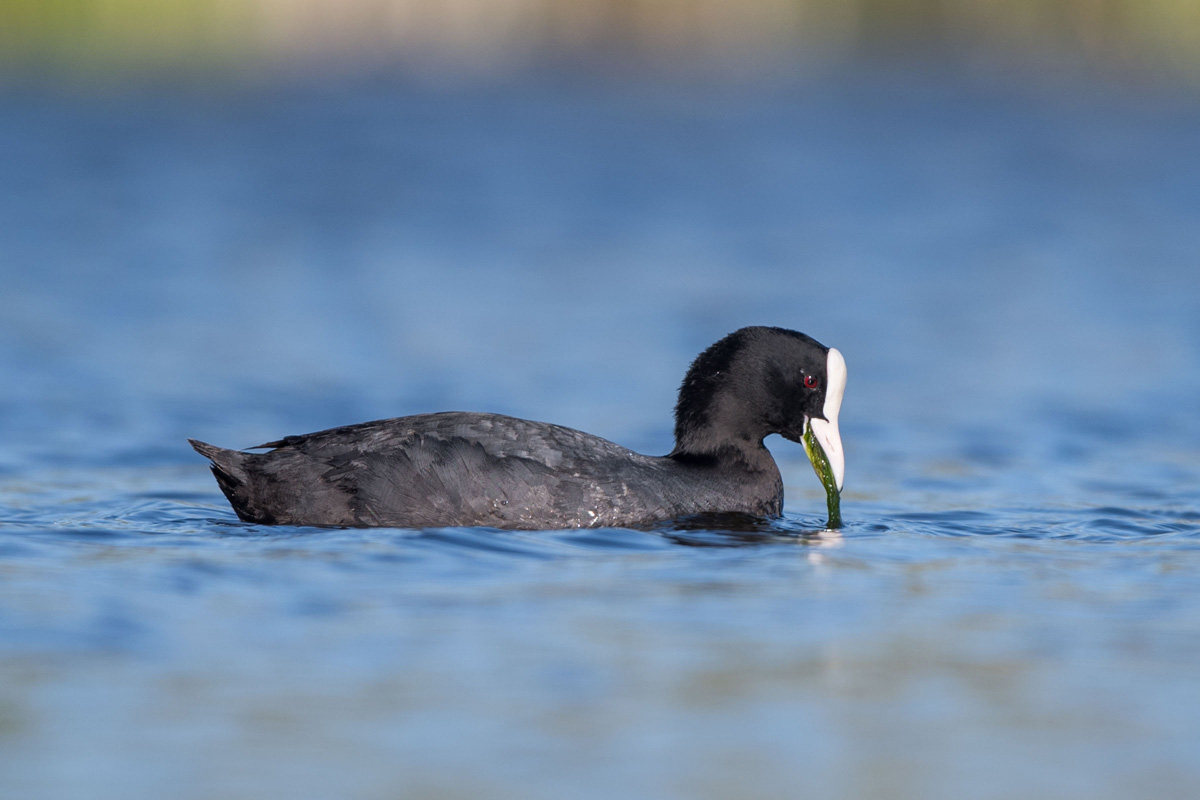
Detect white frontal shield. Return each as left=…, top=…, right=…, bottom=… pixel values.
left=807, top=347, right=846, bottom=491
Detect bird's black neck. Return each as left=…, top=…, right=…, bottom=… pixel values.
left=668, top=437, right=776, bottom=475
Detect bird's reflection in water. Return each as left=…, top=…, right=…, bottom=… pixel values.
left=648, top=513, right=843, bottom=549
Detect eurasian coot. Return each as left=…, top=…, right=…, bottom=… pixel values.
left=190, top=326, right=846, bottom=529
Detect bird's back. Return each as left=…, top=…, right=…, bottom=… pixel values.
left=191, top=412, right=738, bottom=529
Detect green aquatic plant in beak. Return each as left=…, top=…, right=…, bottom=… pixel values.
left=804, top=420, right=842, bottom=529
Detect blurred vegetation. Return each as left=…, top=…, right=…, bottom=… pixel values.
left=1, top=0, right=1199, bottom=78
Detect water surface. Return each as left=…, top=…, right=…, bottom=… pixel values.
left=2, top=69, right=1199, bottom=799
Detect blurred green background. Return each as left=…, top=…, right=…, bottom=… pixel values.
left=2, top=0, right=1199, bottom=79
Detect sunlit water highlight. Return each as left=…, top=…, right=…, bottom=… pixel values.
left=2, top=69, right=1199, bottom=799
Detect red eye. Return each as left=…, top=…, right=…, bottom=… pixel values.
left=804, top=374, right=819, bottom=389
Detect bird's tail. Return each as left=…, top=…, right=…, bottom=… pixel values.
left=188, top=439, right=254, bottom=518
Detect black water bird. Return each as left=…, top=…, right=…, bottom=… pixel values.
left=190, top=326, right=846, bottom=529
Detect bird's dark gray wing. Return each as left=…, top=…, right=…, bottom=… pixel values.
left=248, top=412, right=663, bottom=528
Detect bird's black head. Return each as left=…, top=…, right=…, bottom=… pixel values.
left=672, top=326, right=846, bottom=486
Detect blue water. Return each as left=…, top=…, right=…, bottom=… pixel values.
left=2, top=68, right=1200, bottom=799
